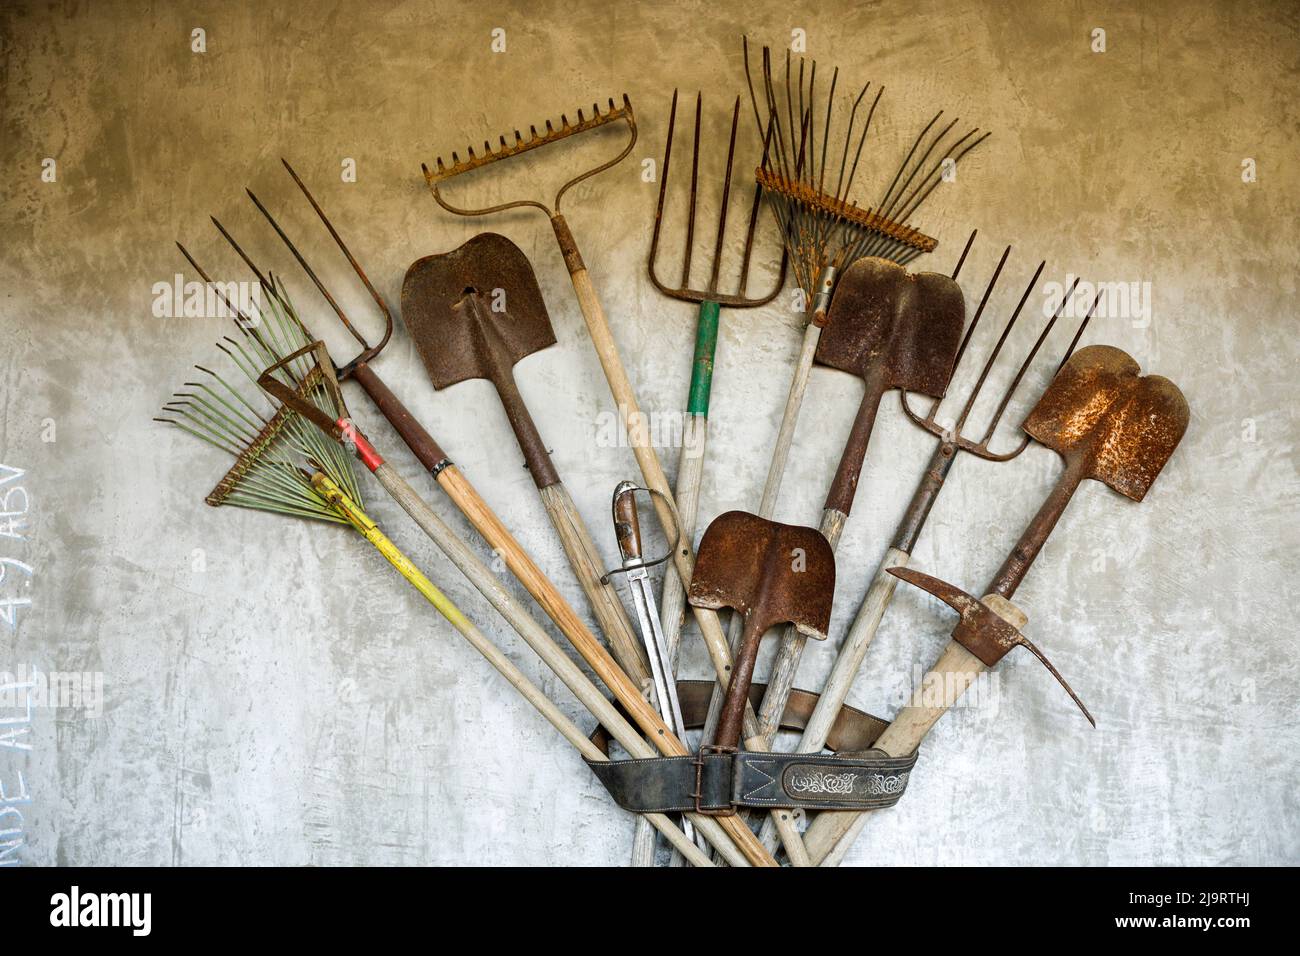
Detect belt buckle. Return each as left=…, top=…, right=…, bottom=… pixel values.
left=691, top=744, right=738, bottom=816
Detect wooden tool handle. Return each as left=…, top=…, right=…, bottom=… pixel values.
left=803, top=595, right=1027, bottom=866
left=757, top=321, right=822, bottom=517
left=549, top=214, right=751, bottom=730
left=540, top=482, right=650, bottom=686
left=322, top=471, right=713, bottom=865
left=658, top=413, right=708, bottom=662
left=351, top=362, right=449, bottom=472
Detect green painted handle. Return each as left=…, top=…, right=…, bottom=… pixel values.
left=686, top=300, right=720, bottom=416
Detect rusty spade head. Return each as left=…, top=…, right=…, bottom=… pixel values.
left=815, top=256, right=965, bottom=399
left=689, top=511, right=835, bottom=752
left=401, top=233, right=556, bottom=390
left=689, top=511, right=835, bottom=638
left=888, top=566, right=1095, bottom=726
left=1023, top=344, right=1190, bottom=502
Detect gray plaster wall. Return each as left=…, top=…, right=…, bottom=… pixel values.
left=0, top=1, right=1295, bottom=866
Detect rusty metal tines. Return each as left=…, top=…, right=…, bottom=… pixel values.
left=754, top=167, right=938, bottom=253
left=242, top=160, right=394, bottom=379
left=649, top=90, right=786, bottom=308
left=742, top=37, right=988, bottom=295
left=901, top=256, right=1096, bottom=461
left=423, top=95, right=637, bottom=217
left=889, top=241, right=1096, bottom=553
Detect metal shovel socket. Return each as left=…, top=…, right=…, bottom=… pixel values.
left=401, top=233, right=560, bottom=488
left=687, top=511, right=835, bottom=752
left=813, top=256, right=965, bottom=516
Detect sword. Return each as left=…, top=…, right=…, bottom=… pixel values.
left=610, top=481, right=695, bottom=845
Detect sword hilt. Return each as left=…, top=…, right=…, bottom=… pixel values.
left=888, top=567, right=1095, bottom=726
left=612, top=480, right=644, bottom=565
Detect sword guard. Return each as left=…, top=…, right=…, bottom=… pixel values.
left=600, top=483, right=683, bottom=585
left=888, top=567, right=1095, bottom=726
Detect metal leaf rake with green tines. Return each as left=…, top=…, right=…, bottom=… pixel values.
left=153, top=283, right=720, bottom=865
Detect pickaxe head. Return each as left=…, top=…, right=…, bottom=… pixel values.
left=815, top=256, right=965, bottom=398
left=889, top=566, right=1095, bottom=726
left=1023, top=344, right=1189, bottom=502
left=689, top=511, right=834, bottom=639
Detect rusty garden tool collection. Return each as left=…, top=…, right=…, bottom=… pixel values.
left=155, top=36, right=1191, bottom=866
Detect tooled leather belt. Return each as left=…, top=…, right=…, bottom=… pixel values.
left=586, top=681, right=917, bottom=815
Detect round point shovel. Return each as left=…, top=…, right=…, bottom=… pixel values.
left=687, top=511, right=836, bottom=755
left=401, top=233, right=650, bottom=688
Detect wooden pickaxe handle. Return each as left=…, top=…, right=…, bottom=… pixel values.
left=801, top=594, right=1027, bottom=865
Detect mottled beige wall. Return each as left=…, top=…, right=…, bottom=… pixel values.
left=0, top=1, right=1295, bottom=865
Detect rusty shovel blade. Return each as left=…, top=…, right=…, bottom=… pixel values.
left=814, top=255, right=966, bottom=517
left=401, top=233, right=556, bottom=390
left=401, top=232, right=562, bottom=488
left=1022, top=344, right=1190, bottom=502
left=689, top=511, right=835, bottom=751
left=815, top=256, right=965, bottom=398
left=689, top=512, right=835, bottom=638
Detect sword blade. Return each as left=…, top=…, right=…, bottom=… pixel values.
left=625, top=564, right=697, bottom=847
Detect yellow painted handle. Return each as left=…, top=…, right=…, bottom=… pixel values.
left=311, top=473, right=471, bottom=632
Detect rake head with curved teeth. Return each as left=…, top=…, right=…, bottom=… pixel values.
left=422, top=94, right=637, bottom=218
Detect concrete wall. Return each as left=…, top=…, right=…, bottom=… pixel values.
left=0, top=0, right=1295, bottom=865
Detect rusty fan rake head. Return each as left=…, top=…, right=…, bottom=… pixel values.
left=423, top=94, right=637, bottom=218
left=648, top=90, right=787, bottom=308
left=742, top=37, right=990, bottom=315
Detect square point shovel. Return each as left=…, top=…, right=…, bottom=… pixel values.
left=750, top=257, right=966, bottom=742
left=401, top=232, right=650, bottom=687
left=688, top=511, right=836, bottom=757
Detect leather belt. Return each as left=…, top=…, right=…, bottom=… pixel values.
left=586, top=681, right=917, bottom=815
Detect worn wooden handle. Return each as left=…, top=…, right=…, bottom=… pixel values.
left=361, top=463, right=714, bottom=865
left=658, top=413, right=707, bottom=662
left=612, top=485, right=643, bottom=564
left=432, top=463, right=774, bottom=866
left=550, top=217, right=780, bottom=863
left=757, top=321, right=823, bottom=517
left=539, top=482, right=650, bottom=686
left=804, top=595, right=1027, bottom=866
left=551, top=217, right=750, bottom=726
